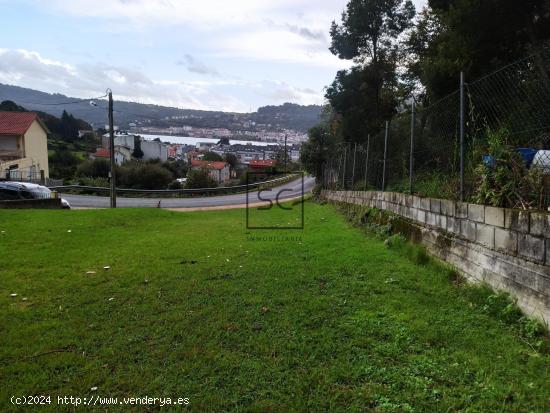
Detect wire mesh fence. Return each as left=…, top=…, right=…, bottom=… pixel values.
left=322, top=47, right=550, bottom=212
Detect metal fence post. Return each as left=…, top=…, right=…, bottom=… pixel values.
left=337, top=150, right=343, bottom=190
left=364, top=135, right=370, bottom=190
left=342, top=144, right=347, bottom=189
left=382, top=121, right=389, bottom=191
left=409, top=100, right=415, bottom=194
left=351, top=142, right=357, bottom=189
left=460, top=71, right=465, bottom=202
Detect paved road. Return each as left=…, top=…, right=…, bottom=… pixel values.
left=63, top=176, right=315, bottom=208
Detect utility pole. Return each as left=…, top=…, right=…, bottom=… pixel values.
left=382, top=121, right=389, bottom=191
left=409, top=100, right=415, bottom=194
left=351, top=142, right=357, bottom=189
left=459, top=72, right=465, bottom=202
left=364, top=134, right=370, bottom=190
left=108, top=89, right=116, bottom=208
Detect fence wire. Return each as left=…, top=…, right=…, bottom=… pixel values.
left=322, top=47, right=550, bottom=211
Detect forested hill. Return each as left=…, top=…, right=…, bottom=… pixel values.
left=0, top=84, right=322, bottom=132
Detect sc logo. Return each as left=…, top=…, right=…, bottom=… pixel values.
left=257, top=188, right=294, bottom=210
left=246, top=172, right=305, bottom=230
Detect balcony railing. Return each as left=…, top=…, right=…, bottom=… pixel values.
left=0, top=149, right=24, bottom=161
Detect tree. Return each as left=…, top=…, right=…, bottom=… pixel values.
left=300, top=125, right=335, bottom=181
left=162, top=160, right=188, bottom=178
left=49, top=150, right=81, bottom=179
left=185, top=168, right=218, bottom=189
left=408, top=0, right=550, bottom=99
left=325, top=63, right=399, bottom=141
left=327, top=0, right=415, bottom=141
left=76, top=159, right=111, bottom=178
left=203, top=152, right=223, bottom=161
left=117, top=163, right=173, bottom=189
left=330, top=0, right=415, bottom=64
left=217, top=137, right=230, bottom=145
left=60, top=110, right=79, bottom=141
left=223, top=153, right=238, bottom=170
left=132, top=136, right=144, bottom=159
left=0, top=100, right=27, bottom=112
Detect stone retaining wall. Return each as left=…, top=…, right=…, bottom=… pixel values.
left=322, top=190, right=550, bottom=324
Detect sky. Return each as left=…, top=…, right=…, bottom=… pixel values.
left=0, top=0, right=427, bottom=112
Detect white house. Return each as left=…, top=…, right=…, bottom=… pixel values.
left=141, top=139, right=168, bottom=161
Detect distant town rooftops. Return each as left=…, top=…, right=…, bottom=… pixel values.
left=94, top=147, right=110, bottom=158
left=249, top=159, right=277, bottom=168
left=190, top=160, right=228, bottom=170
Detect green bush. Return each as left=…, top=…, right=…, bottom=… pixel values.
left=117, top=163, right=173, bottom=189
left=473, top=128, right=545, bottom=209
left=76, top=159, right=110, bottom=178
left=185, top=168, right=218, bottom=189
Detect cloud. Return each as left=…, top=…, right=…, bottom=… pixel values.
left=27, top=0, right=348, bottom=66
left=0, top=49, right=325, bottom=111
left=285, top=24, right=326, bottom=42
left=176, top=55, right=219, bottom=76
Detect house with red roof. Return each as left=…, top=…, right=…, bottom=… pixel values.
left=92, top=146, right=132, bottom=166
left=0, top=111, right=50, bottom=180
left=190, top=159, right=230, bottom=184
left=248, top=159, right=277, bottom=171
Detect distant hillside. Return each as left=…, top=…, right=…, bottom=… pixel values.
left=0, top=84, right=322, bottom=132
left=0, top=99, right=92, bottom=139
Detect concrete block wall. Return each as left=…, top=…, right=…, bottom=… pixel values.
left=322, top=190, right=550, bottom=324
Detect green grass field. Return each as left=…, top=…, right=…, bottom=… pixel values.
left=1, top=203, right=549, bottom=412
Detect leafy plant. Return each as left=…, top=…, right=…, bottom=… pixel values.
left=472, top=128, right=545, bottom=209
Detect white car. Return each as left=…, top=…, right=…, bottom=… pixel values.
left=0, top=181, right=70, bottom=209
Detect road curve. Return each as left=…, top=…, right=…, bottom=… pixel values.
left=63, top=176, right=316, bottom=208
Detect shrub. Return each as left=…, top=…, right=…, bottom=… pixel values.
left=186, top=168, right=218, bottom=189
left=117, top=163, right=173, bottom=189
left=168, top=180, right=183, bottom=190
left=76, top=159, right=110, bottom=178
left=472, top=129, right=545, bottom=209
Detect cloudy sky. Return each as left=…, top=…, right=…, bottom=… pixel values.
left=0, top=0, right=426, bottom=112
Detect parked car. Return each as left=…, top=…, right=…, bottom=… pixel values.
left=0, top=182, right=70, bottom=209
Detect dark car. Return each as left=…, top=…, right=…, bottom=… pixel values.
left=0, top=182, right=70, bottom=208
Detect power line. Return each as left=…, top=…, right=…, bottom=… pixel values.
left=0, top=94, right=108, bottom=107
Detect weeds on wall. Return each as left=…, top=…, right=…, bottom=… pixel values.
left=472, top=128, right=546, bottom=209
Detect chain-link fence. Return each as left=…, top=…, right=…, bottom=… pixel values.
left=322, top=48, right=550, bottom=211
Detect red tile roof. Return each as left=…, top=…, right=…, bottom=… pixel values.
left=191, top=160, right=227, bottom=170
left=95, top=148, right=110, bottom=158
left=0, top=111, right=45, bottom=136
left=249, top=159, right=277, bottom=168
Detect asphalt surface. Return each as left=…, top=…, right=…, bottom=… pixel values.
left=63, top=176, right=315, bottom=208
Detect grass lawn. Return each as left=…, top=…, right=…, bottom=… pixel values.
left=1, top=202, right=549, bottom=412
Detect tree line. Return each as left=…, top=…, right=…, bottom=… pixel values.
left=302, top=0, right=550, bottom=184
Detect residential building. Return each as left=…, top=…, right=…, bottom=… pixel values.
left=92, top=147, right=131, bottom=166
left=141, top=139, right=168, bottom=161
left=102, top=132, right=136, bottom=150
left=190, top=160, right=230, bottom=184
left=248, top=159, right=277, bottom=171
left=212, top=143, right=278, bottom=165
left=0, top=111, right=50, bottom=180
left=196, top=141, right=216, bottom=152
